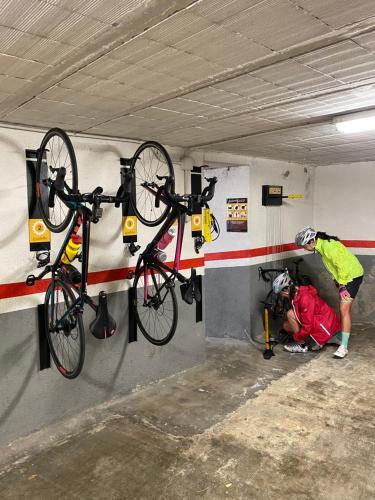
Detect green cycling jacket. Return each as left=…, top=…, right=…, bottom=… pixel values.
left=315, top=238, right=364, bottom=285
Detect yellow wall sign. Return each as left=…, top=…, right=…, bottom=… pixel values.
left=122, top=216, right=137, bottom=236
left=28, top=219, right=50, bottom=243
left=191, top=213, right=202, bottom=231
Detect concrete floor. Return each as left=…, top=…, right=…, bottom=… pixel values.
left=1, top=326, right=375, bottom=500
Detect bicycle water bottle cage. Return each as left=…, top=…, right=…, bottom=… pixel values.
left=89, top=291, right=116, bottom=339
left=180, top=268, right=201, bottom=304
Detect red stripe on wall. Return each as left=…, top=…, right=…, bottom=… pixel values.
left=1, top=241, right=374, bottom=300
left=341, top=240, right=375, bottom=248
left=204, top=243, right=297, bottom=261
left=0, top=257, right=205, bottom=300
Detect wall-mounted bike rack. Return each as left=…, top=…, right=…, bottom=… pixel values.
left=191, top=166, right=202, bottom=238
left=38, top=304, right=51, bottom=370
left=119, top=162, right=138, bottom=343
left=26, top=149, right=51, bottom=254
left=26, top=149, right=52, bottom=371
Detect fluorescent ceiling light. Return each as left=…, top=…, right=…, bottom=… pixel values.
left=335, top=110, right=375, bottom=134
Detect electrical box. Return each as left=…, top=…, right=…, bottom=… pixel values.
left=262, top=185, right=283, bottom=206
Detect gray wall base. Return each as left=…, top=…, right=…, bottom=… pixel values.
left=205, top=253, right=374, bottom=341
left=0, top=289, right=205, bottom=446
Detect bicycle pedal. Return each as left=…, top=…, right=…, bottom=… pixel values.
left=26, top=275, right=36, bottom=286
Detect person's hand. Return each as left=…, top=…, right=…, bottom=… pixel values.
left=339, top=285, right=351, bottom=300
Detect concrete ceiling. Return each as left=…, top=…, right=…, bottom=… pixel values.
left=2, top=0, right=375, bottom=165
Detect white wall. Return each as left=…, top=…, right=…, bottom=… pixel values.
left=196, top=152, right=315, bottom=267
left=0, top=126, right=191, bottom=314
left=314, top=162, right=375, bottom=241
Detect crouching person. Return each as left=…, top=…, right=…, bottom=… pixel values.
left=272, top=271, right=341, bottom=353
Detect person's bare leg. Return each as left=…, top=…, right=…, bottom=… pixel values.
left=282, top=309, right=308, bottom=353
left=340, top=300, right=353, bottom=334
left=283, top=309, right=300, bottom=334
left=334, top=300, right=353, bottom=358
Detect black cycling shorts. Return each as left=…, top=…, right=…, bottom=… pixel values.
left=345, top=275, right=363, bottom=299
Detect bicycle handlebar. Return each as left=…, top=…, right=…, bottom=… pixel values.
left=54, top=167, right=125, bottom=206
left=161, top=175, right=217, bottom=207
left=258, top=266, right=286, bottom=282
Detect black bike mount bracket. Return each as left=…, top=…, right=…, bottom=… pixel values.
left=180, top=268, right=202, bottom=305
left=128, top=286, right=137, bottom=343
left=38, top=304, right=51, bottom=371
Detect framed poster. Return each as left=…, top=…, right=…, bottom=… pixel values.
left=226, top=197, right=248, bottom=232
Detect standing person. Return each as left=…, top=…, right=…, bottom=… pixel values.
left=294, top=227, right=364, bottom=358
left=272, top=271, right=341, bottom=353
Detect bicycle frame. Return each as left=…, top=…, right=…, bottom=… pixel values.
left=134, top=202, right=190, bottom=303
left=45, top=205, right=98, bottom=328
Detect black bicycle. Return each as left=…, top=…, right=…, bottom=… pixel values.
left=29, top=128, right=192, bottom=377
left=130, top=174, right=217, bottom=346
left=251, top=258, right=312, bottom=358
left=28, top=130, right=131, bottom=378
left=35, top=128, right=174, bottom=233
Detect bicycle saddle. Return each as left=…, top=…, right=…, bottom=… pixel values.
left=90, top=291, right=116, bottom=339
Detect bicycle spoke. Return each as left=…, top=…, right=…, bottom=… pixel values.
left=37, top=128, right=78, bottom=233
left=133, top=265, right=177, bottom=345
left=45, top=279, right=84, bottom=378
left=131, top=142, right=174, bottom=226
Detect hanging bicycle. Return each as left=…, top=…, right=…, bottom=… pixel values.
left=30, top=128, right=176, bottom=377
left=130, top=175, right=217, bottom=346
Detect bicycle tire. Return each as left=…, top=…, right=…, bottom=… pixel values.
left=264, top=289, right=290, bottom=322
left=130, top=141, right=174, bottom=227
left=45, top=278, right=85, bottom=379
left=36, top=128, right=78, bottom=233
left=133, top=264, right=178, bottom=345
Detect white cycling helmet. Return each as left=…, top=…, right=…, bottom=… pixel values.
left=272, top=271, right=292, bottom=294
left=295, top=226, right=317, bottom=246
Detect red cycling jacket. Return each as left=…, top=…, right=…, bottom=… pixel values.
left=292, top=285, right=341, bottom=346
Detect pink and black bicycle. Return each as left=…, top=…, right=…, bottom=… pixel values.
left=131, top=170, right=217, bottom=346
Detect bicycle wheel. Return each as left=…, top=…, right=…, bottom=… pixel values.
left=130, top=141, right=174, bottom=227
left=36, top=128, right=78, bottom=233
left=133, top=264, right=178, bottom=345
left=264, top=289, right=289, bottom=321
left=45, top=278, right=85, bottom=379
